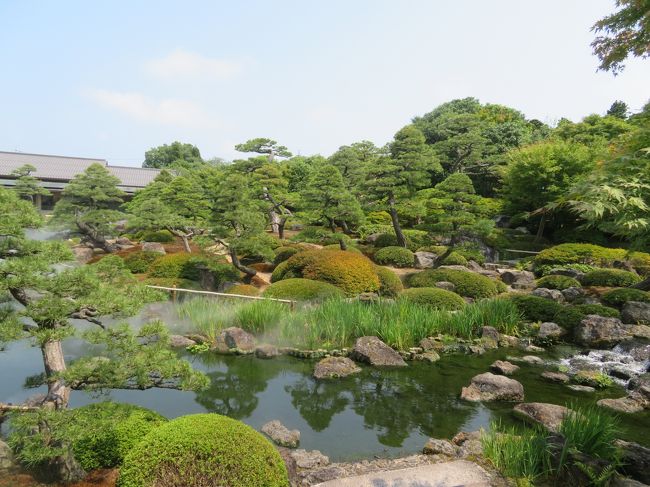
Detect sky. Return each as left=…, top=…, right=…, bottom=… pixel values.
left=1, top=1, right=649, bottom=166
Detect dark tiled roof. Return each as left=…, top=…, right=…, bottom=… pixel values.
left=0, top=151, right=159, bottom=189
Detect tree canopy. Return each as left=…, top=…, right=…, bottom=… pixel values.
left=142, top=141, right=203, bottom=168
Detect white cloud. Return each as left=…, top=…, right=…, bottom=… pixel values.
left=85, top=89, right=213, bottom=127
left=145, top=48, right=241, bottom=80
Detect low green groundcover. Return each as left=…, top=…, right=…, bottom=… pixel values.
left=535, top=275, right=581, bottom=290
left=580, top=268, right=641, bottom=287
left=399, top=287, right=466, bottom=310
left=406, top=268, right=499, bottom=298
left=117, top=414, right=289, bottom=487
left=601, top=288, right=650, bottom=308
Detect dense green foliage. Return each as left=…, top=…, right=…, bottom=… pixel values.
left=398, top=287, right=466, bottom=310
left=406, top=269, right=499, bottom=298
left=535, top=275, right=581, bottom=290
left=118, top=414, right=289, bottom=487
left=580, top=268, right=641, bottom=287
left=273, top=245, right=301, bottom=264
left=507, top=294, right=564, bottom=322
left=263, top=278, right=344, bottom=301
left=123, top=251, right=161, bottom=274
left=137, top=229, right=175, bottom=243
left=373, top=246, right=415, bottom=267
left=225, top=284, right=260, bottom=296
left=374, top=266, right=404, bottom=297
left=554, top=304, right=621, bottom=330
left=601, top=287, right=650, bottom=308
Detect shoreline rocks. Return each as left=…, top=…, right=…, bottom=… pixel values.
left=314, top=357, right=362, bottom=379
left=575, top=315, right=631, bottom=348
left=461, top=372, right=524, bottom=402
left=490, top=360, right=519, bottom=376
left=513, top=402, right=570, bottom=432
left=351, top=336, right=407, bottom=367
left=262, top=420, right=301, bottom=448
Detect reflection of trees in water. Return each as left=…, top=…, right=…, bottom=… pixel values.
left=285, top=378, right=352, bottom=431
left=194, top=356, right=283, bottom=419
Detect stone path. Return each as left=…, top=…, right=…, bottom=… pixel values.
left=312, top=460, right=493, bottom=487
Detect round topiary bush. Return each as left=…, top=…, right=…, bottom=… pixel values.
left=535, top=275, right=581, bottom=290
left=225, top=284, right=260, bottom=296
left=374, top=266, right=404, bottom=297
left=322, top=244, right=362, bottom=253
left=273, top=246, right=302, bottom=265
left=117, top=414, right=289, bottom=487
left=138, top=229, right=175, bottom=243
left=601, top=288, right=650, bottom=309
left=406, top=269, right=498, bottom=298
left=278, top=249, right=380, bottom=296
left=373, top=246, right=415, bottom=268
left=271, top=259, right=292, bottom=282
left=507, top=293, right=564, bottom=323
left=263, top=278, right=344, bottom=301
left=580, top=269, right=641, bottom=287
left=374, top=233, right=401, bottom=248
left=123, top=251, right=161, bottom=274
left=399, top=287, right=466, bottom=310
left=533, top=243, right=626, bottom=268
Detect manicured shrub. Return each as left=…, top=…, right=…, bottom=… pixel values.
left=225, top=284, right=260, bottom=296
left=271, top=260, right=292, bottom=282
left=365, top=210, right=392, bottom=224
left=138, top=229, right=174, bottom=243
left=323, top=243, right=362, bottom=253
left=439, top=252, right=469, bottom=266
left=399, top=287, right=466, bottom=310
left=374, top=233, right=401, bottom=248
left=406, top=269, right=498, bottom=298
left=122, top=251, right=162, bottom=274
left=374, top=246, right=415, bottom=267
left=117, top=414, right=289, bottom=487
left=629, top=251, right=650, bottom=275
left=533, top=263, right=596, bottom=277
left=9, top=402, right=166, bottom=473
left=357, top=223, right=393, bottom=240
left=279, top=249, right=380, bottom=296
left=601, top=288, right=650, bottom=308
left=455, top=247, right=485, bottom=265
left=535, top=275, right=581, bottom=290
left=553, top=304, right=620, bottom=331
left=533, top=243, right=626, bottom=268
left=580, top=268, right=641, bottom=287
left=507, top=294, right=563, bottom=323
left=374, top=266, right=404, bottom=297
left=149, top=253, right=197, bottom=279
left=263, top=278, right=344, bottom=301
left=273, top=246, right=301, bottom=265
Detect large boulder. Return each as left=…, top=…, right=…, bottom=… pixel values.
left=169, top=335, right=197, bottom=348
left=72, top=246, right=94, bottom=263
left=574, top=315, right=632, bottom=348
left=414, top=251, right=437, bottom=269
left=290, top=449, right=330, bottom=469
left=538, top=322, right=566, bottom=341
left=221, top=327, right=256, bottom=352
left=141, top=242, right=166, bottom=254
left=460, top=372, right=524, bottom=402
left=490, top=360, right=519, bottom=376
left=622, top=301, right=650, bottom=325
left=0, top=440, right=15, bottom=471
left=351, top=336, right=407, bottom=367
left=615, top=440, right=650, bottom=484
left=255, top=344, right=279, bottom=359
left=561, top=286, right=586, bottom=303
left=513, top=402, right=570, bottom=432
left=314, top=357, right=362, bottom=379
left=498, top=270, right=535, bottom=289
left=262, top=420, right=300, bottom=448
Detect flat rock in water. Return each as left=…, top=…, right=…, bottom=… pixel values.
left=461, top=372, right=524, bottom=402
left=221, top=326, right=256, bottom=352
left=351, top=336, right=407, bottom=367
left=567, top=384, right=595, bottom=393
left=541, top=371, right=570, bottom=383
left=490, top=360, right=519, bottom=376
left=513, top=402, right=570, bottom=432
left=261, top=420, right=300, bottom=448
left=169, top=335, right=196, bottom=348
left=314, top=357, right=362, bottom=379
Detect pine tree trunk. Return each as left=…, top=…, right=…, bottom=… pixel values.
left=341, top=220, right=351, bottom=234
left=388, top=199, right=407, bottom=248
left=230, top=248, right=257, bottom=282
left=534, top=213, right=547, bottom=244
left=41, top=339, right=70, bottom=409
left=181, top=235, right=192, bottom=253
left=278, top=218, right=287, bottom=240
left=76, top=221, right=118, bottom=253
left=269, top=210, right=281, bottom=234
left=432, top=246, right=454, bottom=268
left=327, top=218, right=337, bottom=233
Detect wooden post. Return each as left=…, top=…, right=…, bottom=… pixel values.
left=172, top=284, right=177, bottom=303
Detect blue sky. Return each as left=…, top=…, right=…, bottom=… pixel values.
left=1, top=1, right=649, bottom=166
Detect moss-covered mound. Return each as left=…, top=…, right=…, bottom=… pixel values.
left=406, top=268, right=498, bottom=298
left=117, top=414, right=289, bottom=487
left=122, top=251, right=161, bottom=274
left=273, top=245, right=302, bottom=265
left=533, top=243, right=650, bottom=276
left=601, top=288, right=650, bottom=309
left=263, top=278, right=344, bottom=301
left=554, top=304, right=620, bottom=331
left=507, top=294, right=564, bottom=323
left=225, top=284, right=260, bottom=296
left=276, top=249, right=380, bottom=296
left=535, top=275, right=581, bottom=290
left=399, top=287, right=466, bottom=310
left=580, top=269, right=641, bottom=287
left=373, top=246, right=415, bottom=268
left=374, top=266, right=404, bottom=297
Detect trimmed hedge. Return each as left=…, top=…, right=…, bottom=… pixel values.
left=406, top=269, right=498, bottom=298
left=580, top=269, right=641, bottom=287
left=535, top=275, right=581, bottom=290
left=399, top=287, right=466, bottom=310
left=507, top=294, right=563, bottom=323
left=273, top=246, right=301, bottom=265
left=149, top=253, right=239, bottom=286
left=533, top=243, right=626, bottom=268
left=374, top=246, right=415, bottom=268
left=601, top=288, right=650, bottom=309
left=534, top=263, right=596, bottom=277
left=122, top=251, right=161, bottom=274
left=117, top=414, right=289, bottom=487
left=263, top=278, right=344, bottom=301
left=374, top=266, right=404, bottom=298
left=137, top=229, right=174, bottom=243
left=554, top=304, right=620, bottom=330
left=225, top=284, right=260, bottom=296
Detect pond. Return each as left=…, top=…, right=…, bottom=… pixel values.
left=1, top=303, right=649, bottom=461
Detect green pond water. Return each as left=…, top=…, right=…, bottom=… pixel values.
left=1, top=322, right=649, bottom=461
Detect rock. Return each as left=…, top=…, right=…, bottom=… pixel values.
left=615, top=440, right=650, bottom=484
left=567, top=384, right=595, bottom=392
left=415, top=351, right=441, bottom=363
left=72, top=246, right=94, bottom=263
left=460, top=372, right=524, bottom=402
left=498, top=270, right=535, bottom=288
left=351, top=336, right=407, bottom=367
left=609, top=366, right=634, bottom=381
left=611, top=477, right=648, bottom=487
left=261, top=420, right=300, bottom=448
left=314, top=357, right=362, bottom=379
left=542, top=371, right=569, bottom=383
left=116, top=236, right=133, bottom=245
left=630, top=345, right=650, bottom=362
left=490, top=360, right=519, bottom=376
left=575, top=315, right=631, bottom=348
left=629, top=325, right=650, bottom=340
left=499, top=335, right=519, bottom=348
left=513, top=402, right=570, bottom=432
left=561, top=286, right=586, bottom=303
left=290, top=449, right=330, bottom=469
left=531, top=288, right=564, bottom=302
left=169, top=335, right=196, bottom=348
left=550, top=268, right=586, bottom=279
left=141, top=241, right=166, bottom=254
left=598, top=397, right=645, bottom=414
left=414, top=251, right=437, bottom=269
left=622, top=302, right=650, bottom=325
left=423, top=438, right=458, bottom=456
left=481, top=326, right=500, bottom=344
left=523, top=344, right=545, bottom=353
left=629, top=375, right=650, bottom=399
left=221, top=327, right=256, bottom=352
left=520, top=355, right=544, bottom=365
left=434, top=281, right=456, bottom=291
left=538, top=322, right=566, bottom=341
left=457, top=439, right=483, bottom=458
left=0, top=440, right=14, bottom=471
left=419, top=337, right=440, bottom=351
left=255, top=344, right=279, bottom=359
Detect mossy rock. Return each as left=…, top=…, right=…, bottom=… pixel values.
left=399, top=287, right=466, bottom=310
left=553, top=304, right=620, bottom=331
left=374, top=266, right=404, bottom=298
left=535, top=275, right=581, bottom=290
left=601, top=288, right=650, bottom=309
left=373, top=246, right=415, bottom=268
left=406, top=268, right=498, bottom=298
left=117, top=414, right=289, bottom=487
left=580, top=269, right=641, bottom=287
left=263, top=278, right=344, bottom=301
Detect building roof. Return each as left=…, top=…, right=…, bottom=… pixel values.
left=0, top=151, right=160, bottom=192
